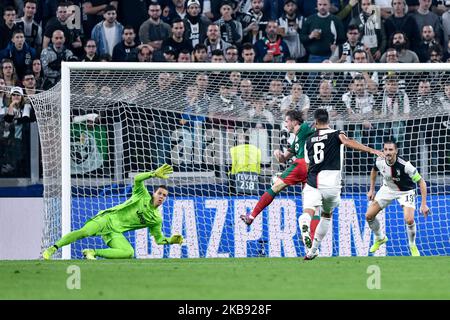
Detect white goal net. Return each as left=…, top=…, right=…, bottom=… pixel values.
left=30, top=63, right=449, bottom=259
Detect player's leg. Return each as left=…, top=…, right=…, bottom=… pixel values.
left=305, top=188, right=340, bottom=260
left=43, top=218, right=104, bottom=260
left=240, top=177, right=288, bottom=225
left=367, top=187, right=393, bottom=253
left=86, top=233, right=134, bottom=259
left=399, top=191, right=420, bottom=256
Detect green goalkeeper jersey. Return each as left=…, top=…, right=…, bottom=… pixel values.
left=91, top=172, right=171, bottom=244
left=288, top=122, right=315, bottom=159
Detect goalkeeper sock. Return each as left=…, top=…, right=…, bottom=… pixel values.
left=55, top=221, right=99, bottom=248
left=367, top=217, right=383, bottom=240
left=310, top=217, right=331, bottom=255
left=250, top=188, right=277, bottom=219
left=95, top=248, right=134, bottom=259
left=406, top=222, right=416, bottom=246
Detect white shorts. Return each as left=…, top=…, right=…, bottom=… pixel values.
left=374, top=185, right=416, bottom=210
left=302, top=183, right=341, bottom=213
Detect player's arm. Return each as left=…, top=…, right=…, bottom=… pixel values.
left=134, top=164, right=173, bottom=183
left=339, top=133, right=384, bottom=158
left=407, top=162, right=430, bottom=217
left=367, top=167, right=378, bottom=201
left=274, top=149, right=293, bottom=163
left=149, top=224, right=183, bottom=245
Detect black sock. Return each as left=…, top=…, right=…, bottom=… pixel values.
left=53, top=245, right=59, bottom=250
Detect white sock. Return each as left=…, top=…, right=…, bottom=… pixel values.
left=310, top=217, right=331, bottom=254
left=298, top=213, right=312, bottom=243
left=367, top=217, right=384, bottom=240
left=407, top=222, right=416, bottom=246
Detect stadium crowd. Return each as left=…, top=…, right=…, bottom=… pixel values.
left=1, top=0, right=450, bottom=178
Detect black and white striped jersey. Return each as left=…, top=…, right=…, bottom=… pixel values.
left=304, top=129, right=345, bottom=189
left=374, top=157, right=420, bottom=191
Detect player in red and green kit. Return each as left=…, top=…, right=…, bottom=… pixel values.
left=240, top=110, right=320, bottom=249
left=42, top=164, right=183, bottom=260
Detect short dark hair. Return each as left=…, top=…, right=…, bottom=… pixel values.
left=285, top=110, right=304, bottom=124
left=383, top=140, right=397, bottom=149
left=12, top=28, right=24, bottom=38
left=104, top=5, right=117, bottom=13
left=123, top=25, right=135, bottom=33
left=156, top=185, right=168, bottom=192
left=347, top=24, right=359, bottom=32
left=211, top=49, right=224, bottom=57
left=171, top=17, right=184, bottom=26
left=241, top=43, right=254, bottom=51
left=194, top=43, right=207, bottom=52
left=24, top=0, right=37, bottom=6
left=314, top=108, right=329, bottom=124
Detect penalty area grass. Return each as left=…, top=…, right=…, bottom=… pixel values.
left=0, top=256, right=448, bottom=300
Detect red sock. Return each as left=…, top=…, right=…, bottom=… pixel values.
left=250, top=189, right=276, bottom=219
left=310, top=216, right=320, bottom=240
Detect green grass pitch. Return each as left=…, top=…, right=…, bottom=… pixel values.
left=0, top=257, right=448, bottom=299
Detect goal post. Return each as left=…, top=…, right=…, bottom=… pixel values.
left=31, top=62, right=450, bottom=259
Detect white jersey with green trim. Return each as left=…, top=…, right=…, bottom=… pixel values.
left=374, top=157, right=421, bottom=191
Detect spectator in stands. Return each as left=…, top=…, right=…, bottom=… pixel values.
left=43, top=3, right=83, bottom=57
left=204, top=23, right=232, bottom=61
left=211, top=48, right=226, bottom=62
left=16, top=0, right=42, bottom=53
left=82, top=1, right=118, bottom=39
left=0, top=59, right=19, bottom=88
left=238, top=0, right=268, bottom=45
left=378, top=74, right=410, bottom=117
left=162, top=46, right=176, bottom=62
left=162, top=18, right=193, bottom=57
left=180, top=84, right=209, bottom=140
left=0, top=6, right=17, bottom=51
left=307, top=79, right=344, bottom=121
left=139, top=2, right=171, bottom=52
left=436, top=79, right=450, bottom=113
left=22, top=71, right=37, bottom=95
left=349, top=0, right=386, bottom=61
left=248, top=91, right=274, bottom=126
left=202, top=0, right=222, bottom=22
left=41, top=30, right=74, bottom=89
left=330, top=24, right=364, bottom=63
left=254, top=20, right=290, bottom=62
left=385, top=0, right=420, bottom=51
left=225, top=45, right=239, bottom=62
left=380, top=31, right=420, bottom=62
left=264, top=79, right=285, bottom=121
left=278, top=0, right=307, bottom=62
left=410, top=79, right=436, bottom=112
left=428, top=44, right=443, bottom=62
left=117, top=0, right=148, bottom=35
left=91, top=5, right=123, bottom=57
left=137, top=44, right=154, bottom=62
left=412, top=0, right=444, bottom=46
left=177, top=49, right=192, bottom=62
left=281, top=57, right=299, bottom=94
left=192, top=43, right=209, bottom=62
left=415, top=25, right=440, bottom=62
left=298, top=0, right=340, bottom=17
left=379, top=49, right=408, bottom=92
left=239, top=79, right=255, bottom=107
left=240, top=42, right=256, bottom=62
left=300, top=0, right=346, bottom=62
left=81, top=39, right=100, bottom=61
left=113, top=26, right=139, bottom=62
left=1, top=86, right=35, bottom=176
left=209, top=80, right=245, bottom=124
left=215, top=1, right=243, bottom=45
left=195, top=72, right=212, bottom=103
left=442, top=4, right=450, bottom=47
left=343, top=75, right=376, bottom=119
left=351, top=49, right=379, bottom=93
left=31, top=58, right=44, bottom=90
left=336, top=1, right=359, bottom=27
left=262, top=0, right=287, bottom=20
left=168, top=0, right=188, bottom=23
left=0, top=29, right=37, bottom=80
left=280, top=82, right=310, bottom=117
left=184, top=0, right=211, bottom=49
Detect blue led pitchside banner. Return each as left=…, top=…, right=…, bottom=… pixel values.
left=71, top=195, right=449, bottom=258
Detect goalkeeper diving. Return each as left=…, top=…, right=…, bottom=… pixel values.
left=42, top=164, right=183, bottom=260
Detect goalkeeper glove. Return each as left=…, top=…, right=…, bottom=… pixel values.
left=169, top=234, right=183, bottom=244
left=152, top=163, right=173, bottom=179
